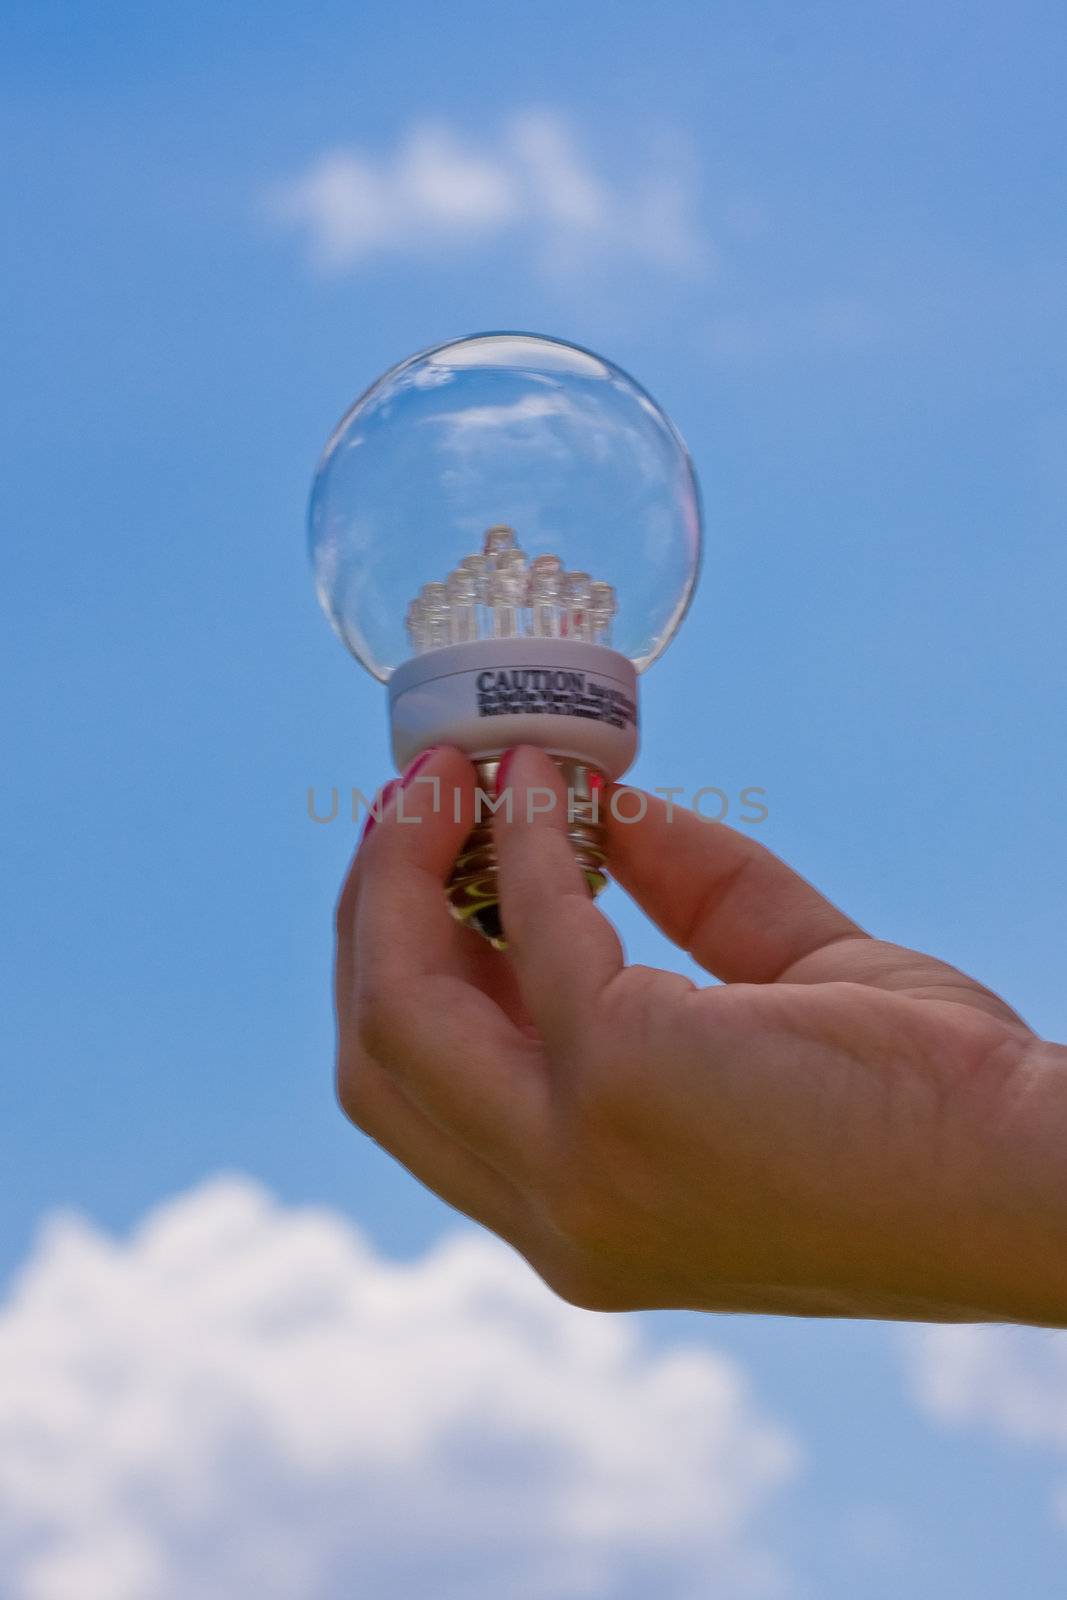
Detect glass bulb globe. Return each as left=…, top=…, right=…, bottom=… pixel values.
left=307, top=332, right=704, bottom=945
left=309, top=332, right=702, bottom=682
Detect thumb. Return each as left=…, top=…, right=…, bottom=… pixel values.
left=605, top=785, right=864, bottom=984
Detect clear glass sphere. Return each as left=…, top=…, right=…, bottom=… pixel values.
left=308, top=332, right=703, bottom=682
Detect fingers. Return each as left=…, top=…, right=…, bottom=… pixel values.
left=492, top=746, right=625, bottom=1046
left=605, top=786, right=865, bottom=984
left=339, top=745, right=550, bottom=1177
left=336, top=770, right=532, bottom=1032
left=343, top=746, right=478, bottom=982
left=335, top=1046, right=529, bottom=1243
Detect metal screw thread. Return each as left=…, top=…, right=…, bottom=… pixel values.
left=447, top=757, right=608, bottom=948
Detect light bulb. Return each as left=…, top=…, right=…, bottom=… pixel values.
left=309, top=332, right=703, bottom=943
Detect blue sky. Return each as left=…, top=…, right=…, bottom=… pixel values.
left=2, top=2, right=1067, bottom=1595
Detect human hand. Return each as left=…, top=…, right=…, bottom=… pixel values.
left=335, top=745, right=1067, bottom=1324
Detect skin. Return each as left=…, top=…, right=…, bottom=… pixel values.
left=335, top=744, right=1067, bottom=1325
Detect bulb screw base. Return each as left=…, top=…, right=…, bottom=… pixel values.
left=446, top=757, right=608, bottom=949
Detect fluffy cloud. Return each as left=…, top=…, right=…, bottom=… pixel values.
left=905, top=1324, right=1067, bottom=1445
left=0, top=1178, right=798, bottom=1600
left=265, top=112, right=705, bottom=275
left=904, top=1324, right=1067, bottom=1523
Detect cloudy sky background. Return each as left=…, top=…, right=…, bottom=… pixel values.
left=3, top=1, right=1067, bottom=1595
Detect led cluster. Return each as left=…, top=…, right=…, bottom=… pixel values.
left=404, top=525, right=618, bottom=655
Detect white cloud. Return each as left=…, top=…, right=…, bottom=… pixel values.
left=905, top=1325, right=1067, bottom=1445
left=0, top=1177, right=798, bottom=1600
left=265, top=112, right=706, bottom=276
left=903, top=1324, right=1067, bottom=1526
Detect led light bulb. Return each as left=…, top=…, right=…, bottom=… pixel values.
left=309, top=332, right=703, bottom=943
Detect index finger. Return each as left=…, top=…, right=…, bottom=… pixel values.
left=351, top=745, right=550, bottom=1168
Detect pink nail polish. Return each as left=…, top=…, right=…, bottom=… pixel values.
left=400, top=747, right=440, bottom=789
left=495, top=747, right=518, bottom=794
left=359, top=778, right=399, bottom=845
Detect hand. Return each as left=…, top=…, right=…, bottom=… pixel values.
left=335, top=745, right=1067, bottom=1324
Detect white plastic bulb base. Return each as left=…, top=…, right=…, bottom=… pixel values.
left=388, top=637, right=639, bottom=945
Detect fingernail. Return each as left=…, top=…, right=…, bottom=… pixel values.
left=495, top=747, right=519, bottom=794
left=400, top=747, right=440, bottom=789
left=359, top=778, right=400, bottom=845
